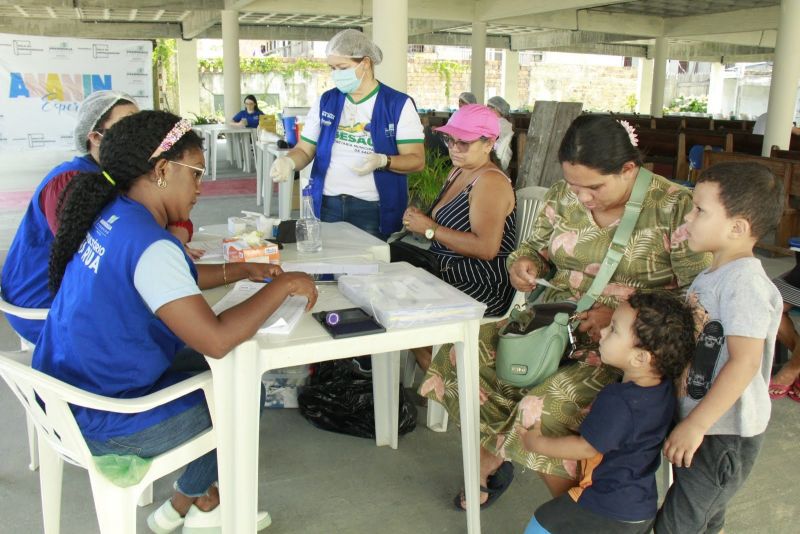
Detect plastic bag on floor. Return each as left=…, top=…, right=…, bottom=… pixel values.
left=297, top=360, right=417, bottom=439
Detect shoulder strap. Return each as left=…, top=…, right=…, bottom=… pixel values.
left=575, top=167, right=653, bottom=312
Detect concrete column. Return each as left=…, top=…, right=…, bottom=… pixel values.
left=221, top=10, right=241, bottom=121
left=637, top=57, right=653, bottom=114
left=502, top=49, right=520, bottom=110
left=707, top=62, right=725, bottom=117
left=470, top=21, right=487, bottom=103
left=372, top=0, right=408, bottom=91
left=763, top=0, right=800, bottom=155
left=176, top=39, right=201, bottom=118
left=649, top=37, right=667, bottom=117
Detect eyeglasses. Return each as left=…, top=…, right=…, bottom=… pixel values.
left=169, top=160, right=206, bottom=183
left=440, top=134, right=487, bottom=152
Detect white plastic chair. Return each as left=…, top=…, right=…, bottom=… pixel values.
left=0, top=288, right=48, bottom=470
left=0, top=351, right=217, bottom=534
left=420, top=185, right=551, bottom=432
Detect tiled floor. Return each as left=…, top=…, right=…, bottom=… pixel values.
left=0, top=147, right=798, bottom=532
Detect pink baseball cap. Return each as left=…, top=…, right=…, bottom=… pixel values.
left=434, top=104, right=500, bottom=141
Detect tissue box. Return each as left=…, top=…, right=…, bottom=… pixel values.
left=263, top=365, right=310, bottom=408
left=223, top=238, right=280, bottom=263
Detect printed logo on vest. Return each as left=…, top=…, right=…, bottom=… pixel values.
left=384, top=123, right=396, bottom=138
left=687, top=320, right=724, bottom=400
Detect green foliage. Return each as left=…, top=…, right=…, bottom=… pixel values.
left=664, top=95, right=707, bottom=114
left=198, top=57, right=328, bottom=78
left=423, top=60, right=468, bottom=102
left=188, top=112, right=223, bottom=125
left=407, top=152, right=451, bottom=211
left=152, top=39, right=178, bottom=112
left=625, top=94, right=638, bottom=112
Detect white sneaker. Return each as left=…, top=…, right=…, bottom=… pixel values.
left=147, top=499, right=185, bottom=534
left=181, top=504, right=272, bottom=533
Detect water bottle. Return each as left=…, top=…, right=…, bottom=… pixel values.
left=296, top=186, right=322, bottom=253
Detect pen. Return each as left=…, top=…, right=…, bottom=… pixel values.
left=262, top=277, right=272, bottom=283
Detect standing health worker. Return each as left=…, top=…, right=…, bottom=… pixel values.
left=270, top=29, right=425, bottom=240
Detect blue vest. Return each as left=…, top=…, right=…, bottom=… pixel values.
left=310, top=84, right=413, bottom=235
left=32, top=196, right=202, bottom=442
left=1, top=155, right=99, bottom=344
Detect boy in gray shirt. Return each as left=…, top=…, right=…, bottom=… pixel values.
left=656, top=162, right=784, bottom=533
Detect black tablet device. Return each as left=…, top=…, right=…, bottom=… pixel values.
left=312, top=307, right=386, bottom=339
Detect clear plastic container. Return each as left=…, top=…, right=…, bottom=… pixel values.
left=296, top=186, right=322, bottom=253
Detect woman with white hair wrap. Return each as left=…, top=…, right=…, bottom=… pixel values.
left=270, top=29, right=425, bottom=240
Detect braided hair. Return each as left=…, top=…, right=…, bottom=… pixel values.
left=49, top=110, right=204, bottom=292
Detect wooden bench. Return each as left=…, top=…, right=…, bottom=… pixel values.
left=636, top=128, right=680, bottom=178
left=702, top=150, right=800, bottom=252
left=714, top=119, right=755, bottom=132
left=771, top=146, right=800, bottom=161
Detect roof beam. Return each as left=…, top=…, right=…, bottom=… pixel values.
left=201, top=23, right=344, bottom=41
left=5, top=0, right=225, bottom=9
left=494, top=8, right=663, bottom=37
left=679, top=31, right=777, bottom=49
left=0, top=16, right=181, bottom=38
left=475, top=0, right=631, bottom=22
left=511, top=30, right=642, bottom=50
left=408, top=18, right=464, bottom=37
left=240, top=0, right=364, bottom=16
left=538, top=42, right=649, bottom=57
left=664, top=6, right=779, bottom=37
left=667, top=41, right=773, bottom=62
left=182, top=10, right=219, bottom=39
left=409, top=31, right=509, bottom=49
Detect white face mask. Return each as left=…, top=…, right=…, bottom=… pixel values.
left=331, top=61, right=364, bottom=94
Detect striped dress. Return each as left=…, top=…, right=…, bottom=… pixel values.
left=429, top=170, right=516, bottom=316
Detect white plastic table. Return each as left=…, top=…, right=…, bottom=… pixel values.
left=196, top=226, right=483, bottom=534
left=194, top=124, right=257, bottom=181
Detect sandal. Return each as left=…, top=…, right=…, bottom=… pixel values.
left=788, top=377, right=800, bottom=404
left=769, top=379, right=792, bottom=399
left=453, top=461, right=515, bottom=511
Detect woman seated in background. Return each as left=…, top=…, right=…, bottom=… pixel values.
left=420, top=114, right=711, bottom=510
left=403, top=104, right=516, bottom=369
left=486, top=96, right=514, bottom=173
left=230, top=94, right=264, bottom=128
left=35, top=110, right=317, bottom=532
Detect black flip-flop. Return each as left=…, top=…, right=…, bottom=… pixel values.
left=453, top=461, right=515, bottom=511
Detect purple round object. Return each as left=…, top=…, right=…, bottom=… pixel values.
left=325, top=312, right=340, bottom=326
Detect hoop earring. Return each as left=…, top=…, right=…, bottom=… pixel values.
left=157, top=176, right=168, bottom=189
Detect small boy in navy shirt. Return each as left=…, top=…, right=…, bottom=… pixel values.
left=521, top=291, right=697, bottom=534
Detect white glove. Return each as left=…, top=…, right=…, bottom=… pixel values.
left=271, top=156, right=296, bottom=183
left=351, top=153, right=388, bottom=176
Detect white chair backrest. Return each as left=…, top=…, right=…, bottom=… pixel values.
left=0, top=352, right=92, bottom=468
left=0, top=285, right=49, bottom=321
left=515, top=186, right=549, bottom=247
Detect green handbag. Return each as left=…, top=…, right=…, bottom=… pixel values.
left=495, top=312, right=572, bottom=388
left=495, top=168, right=653, bottom=389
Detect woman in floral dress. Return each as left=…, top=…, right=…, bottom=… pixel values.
left=421, top=115, right=711, bottom=508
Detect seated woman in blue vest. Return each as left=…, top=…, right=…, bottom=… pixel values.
left=270, top=29, right=425, bottom=240
left=230, top=94, right=264, bottom=128
left=1, top=91, right=138, bottom=345
left=34, top=110, right=317, bottom=533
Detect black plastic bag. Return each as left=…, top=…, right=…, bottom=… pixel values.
left=298, top=360, right=417, bottom=439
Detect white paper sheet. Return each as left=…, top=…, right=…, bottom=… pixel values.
left=211, top=281, right=307, bottom=335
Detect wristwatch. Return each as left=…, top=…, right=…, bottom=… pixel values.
left=383, top=155, right=392, bottom=170
left=424, top=224, right=438, bottom=240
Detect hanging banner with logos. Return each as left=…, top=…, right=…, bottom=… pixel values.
left=0, top=33, right=153, bottom=151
